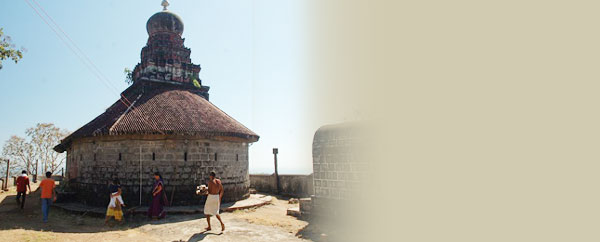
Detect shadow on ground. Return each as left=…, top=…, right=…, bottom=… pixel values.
left=182, top=230, right=223, bottom=242
left=294, top=206, right=359, bottom=242
left=296, top=217, right=328, bottom=242
left=0, top=187, right=205, bottom=234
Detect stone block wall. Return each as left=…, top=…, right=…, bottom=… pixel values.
left=249, top=174, right=313, bottom=197
left=249, top=174, right=275, bottom=193
left=65, top=136, right=250, bottom=206
left=312, top=123, right=365, bottom=207
left=280, top=174, right=314, bottom=197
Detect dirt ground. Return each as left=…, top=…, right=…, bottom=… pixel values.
left=0, top=184, right=328, bottom=242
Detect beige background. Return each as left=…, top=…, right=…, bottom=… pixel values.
left=308, top=0, right=600, bottom=241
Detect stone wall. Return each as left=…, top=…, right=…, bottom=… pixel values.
left=249, top=174, right=274, bottom=193
left=249, top=174, right=313, bottom=197
left=312, top=123, right=365, bottom=208
left=66, top=136, right=250, bottom=206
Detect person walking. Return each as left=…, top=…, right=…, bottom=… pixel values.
left=15, top=170, right=31, bottom=210
left=105, top=179, right=125, bottom=225
left=203, top=171, right=225, bottom=231
left=39, top=171, right=56, bottom=223
left=148, top=172, right=167, bottom=220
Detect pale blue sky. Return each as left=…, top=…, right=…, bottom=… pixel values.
left=0, top=0, right=320, bottom=174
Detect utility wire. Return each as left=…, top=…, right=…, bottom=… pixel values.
left=24, top=0, right=165, bottom=134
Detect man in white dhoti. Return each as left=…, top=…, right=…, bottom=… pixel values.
left=203, top=171, right=225, bottom=231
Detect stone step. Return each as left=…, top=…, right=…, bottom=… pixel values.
left=53, top=194, right=272, bottom=216
left=286, top=207, right=301, bottom=217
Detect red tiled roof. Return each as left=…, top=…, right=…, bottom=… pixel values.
left=55, top=83, right=258, bottom=152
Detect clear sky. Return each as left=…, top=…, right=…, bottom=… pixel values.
left=0, top=0, right=321, bottom=174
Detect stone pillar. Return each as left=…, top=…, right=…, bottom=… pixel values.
left=273, top=148, right=280, bottom=194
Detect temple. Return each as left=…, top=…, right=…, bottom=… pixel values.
left=54, top=2, right=259, bottom=206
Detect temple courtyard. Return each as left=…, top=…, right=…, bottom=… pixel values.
left=0, top=184, right=328, bottom=242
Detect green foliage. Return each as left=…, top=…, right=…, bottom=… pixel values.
left=193, top=78, right=202, bottom=88
left=0, top=28, right=24, bottom=70
left=124, top=68, right=133, bottom=85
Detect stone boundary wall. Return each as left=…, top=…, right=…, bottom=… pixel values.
left=249, top=174, right=274, bottom=193
left=249, top=174, right=313, bottom=197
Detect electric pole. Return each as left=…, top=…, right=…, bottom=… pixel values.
left=4, top=159, right=9, bottom=190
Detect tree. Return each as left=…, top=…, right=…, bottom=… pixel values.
left=0, top=156, right=6, bottom=174
left=2, top=124, right=68, bottom=176
left=0, top=28, right=24, bottom=70
left=2, top=135, right=36, bottom=175
left=26, top=123, right=69, bottom=174
left=124, top=68, right=133, bottom=85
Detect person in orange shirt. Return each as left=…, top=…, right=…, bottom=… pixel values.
left=39, top=171, right=56, bottom=223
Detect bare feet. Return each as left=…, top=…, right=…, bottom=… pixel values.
left=205, top=227, right=211, bottom=231
left=221, top=223, right=225, bottom=231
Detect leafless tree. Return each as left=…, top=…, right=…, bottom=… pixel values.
left=26, top=123, right=69, bottom=174
left=2, top=135, right=36, bottom=175
left=2, top=123, right=69, bottom=175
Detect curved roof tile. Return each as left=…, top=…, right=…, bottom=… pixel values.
left=54, top=84, right=258, bottom=152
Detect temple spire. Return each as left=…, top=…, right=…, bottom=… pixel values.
left=161, top=0, right=169, bottom=10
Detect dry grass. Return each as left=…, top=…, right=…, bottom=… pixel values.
left=1, top=229, right=57, bottom=242
left=233, top=196, right=308, bottom=234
